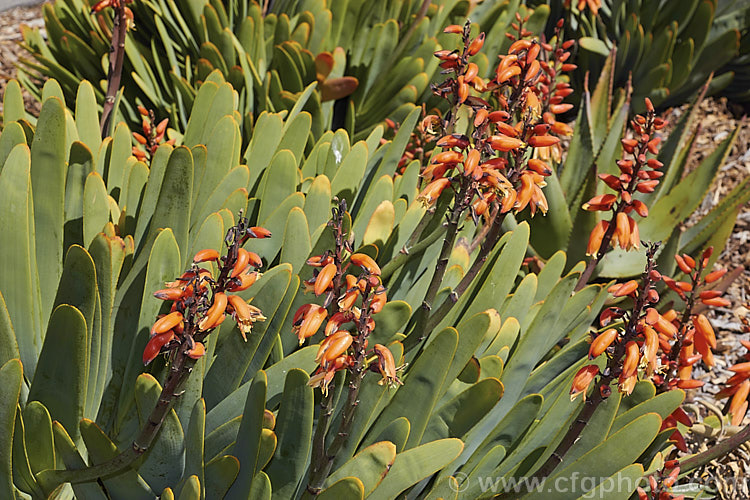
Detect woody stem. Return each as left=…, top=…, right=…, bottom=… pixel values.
left=519, top=245, right=659, bottom=488
left=424, top=211, right=506, bottom=332
left=307, top=287, right=374, bottom=495
left=100, top=4, right=127, bottom=138
left=37, top=345, right=195, bottom=491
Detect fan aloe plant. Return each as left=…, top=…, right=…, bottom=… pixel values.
left=18, top=0, right=551, bottom=144
left=0, top=69, right=692, bottom=498
left=1, top=3, right=748, bottom=496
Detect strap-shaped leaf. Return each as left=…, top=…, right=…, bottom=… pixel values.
left=326, top=442, right=397, bottom=496
left=79, top=418, right=154, bottom=499
left=134, top=374, right=186, bottom=492
left=423, top=378, right=504, bottom=444
left=264, top=369, right=313, bottom=498
left=30, top=96, right=66, bottom=322
left=0, top=359, right=22, bottom=498
left=225, top=371, right=267, bottom=500
left=29, top=305, right=87, bottom=441
left=364, top=328, right=457, bottom=449
left=204, top=455, right=240, bottom=500
left=183, top=399, right=206, bottom=498
left=368, top=438, right=463, bottom=500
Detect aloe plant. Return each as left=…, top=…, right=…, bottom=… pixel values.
left=0, top=69, right=703, bottom=498
left=533, top=0, right=747, bottom=111
left=517, top=53, right=750, bottom=282
left=19, top=0, right=553, bottom=146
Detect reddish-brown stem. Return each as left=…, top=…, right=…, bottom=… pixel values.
left=575, top=113, right=656, bottom=291
left=307, top=202, right=349, bottom=494
left=518, top=244, right=660, bottom=489
left=100, top=5, right=128, bottom=138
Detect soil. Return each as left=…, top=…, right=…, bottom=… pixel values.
left=1, top=3, right=749, bottom=498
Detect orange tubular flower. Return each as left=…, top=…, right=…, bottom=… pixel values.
left=350, top=253, right=381, bottom=276
left=153, top=287, right=184, bottom=301
left=186, top=342, right=206, bottom=360
left=227, top=271, right=260, bottom=292
left=249, top=227, right=272, bottom=238
left=231, top=248, right=251, bottom=278
left=293, top=304, right=328, bottom=345
left=198, top=292, right=228, bottom=331
left=570, top=365, right=599, bottom=401
left=611, top=280, right=638, bottom=298
left=489, top=134, right=524, bottom=152
left=586, top=220, right=609, bottom=256
left=621, top=341, right=640, bottom=379
left=314, top=263, right=337, bottom=296
left=227, top=294, right=266, bottom=340
left=418, top=178, right=452, bottom=206
left=308, top=355, right=351, bottom=396
left=143, top=330, right=175, bottom=365
left=316, top=330, right=354, bottom=367
left=730, top=380, right=750, bottom=426
left=589, top=328, right=617, bottom=359
left=373, top=344, right=403, bottom=388
left=193, top=249, right=220, bottom=263
left=151, top=311, right=184, bottom=336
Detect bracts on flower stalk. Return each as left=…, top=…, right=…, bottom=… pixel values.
left=296, top=200, right=402, bottom=495
left=37, top=214, right=269, bottom=490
